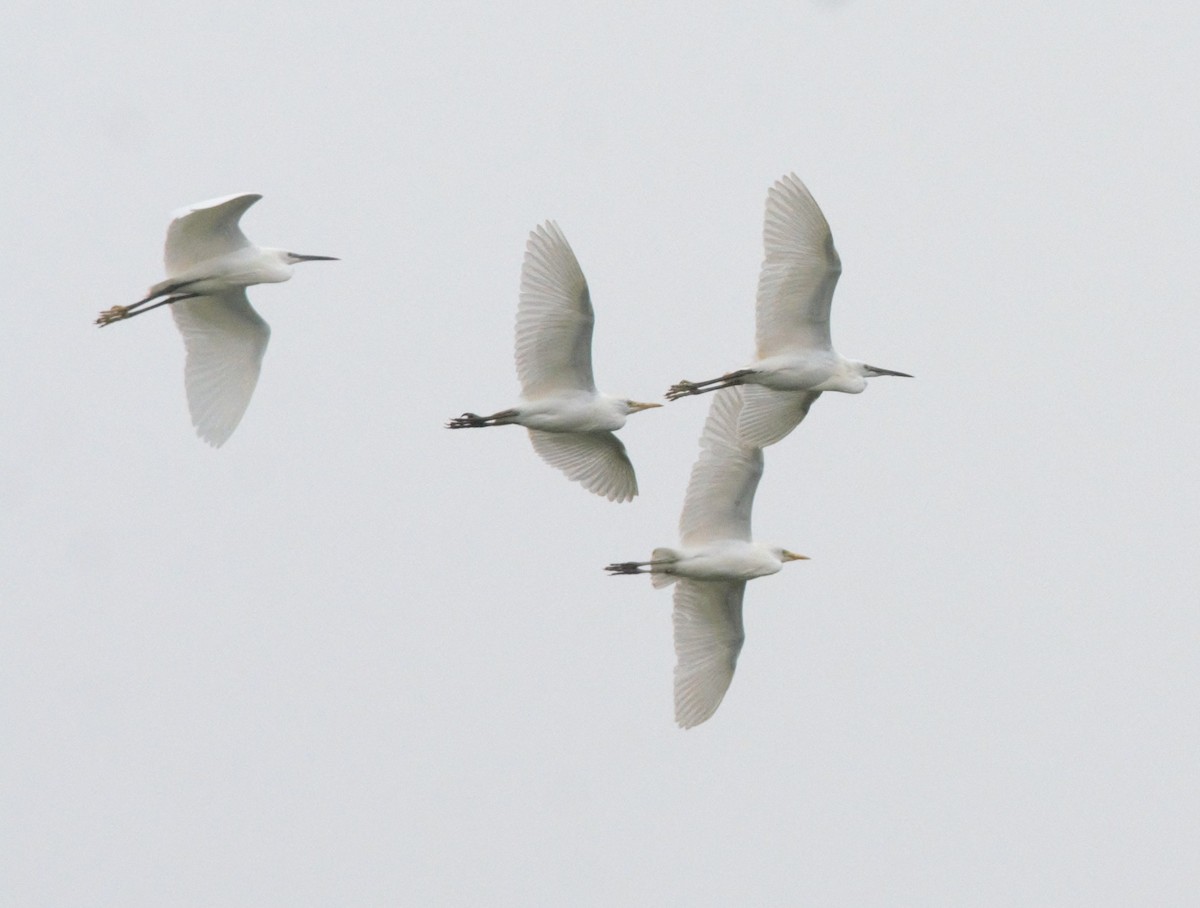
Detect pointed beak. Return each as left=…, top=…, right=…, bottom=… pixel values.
left=628, top=401, right=663, bottom=412
left=292, top=254, right=340, bottom=262
left=782, top=551, right=810, bottom=562
left=864, top=364, right=913, bottom=378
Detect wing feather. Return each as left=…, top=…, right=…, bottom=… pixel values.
left=678, top=387, right=762, bottom=545
left=673, top=580, right=746, bottom=729
left=164, top=193, right=260, bottom=277
left=755, top=174, right=841, bottom=357
left=515, top=222, right=596, bottom=398
left=527, top=429, right=637, bottom=502
left=171, top=290, right=270, bottom=447
left=736, top=386, right=822, bottom=448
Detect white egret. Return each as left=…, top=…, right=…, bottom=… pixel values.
left=448, top=222, right=660, bottom=503
left=96, top=193, right=338, bottom=447
left=606, top=386, right=808, bottom=728
left=666, top=173, right=911, bottom=447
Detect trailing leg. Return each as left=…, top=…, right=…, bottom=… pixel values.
left=604, top=558, right=674, bottom=576
left=96, top=292, right=199, bottom=327
left=665, top=369, right=757, bottom=401
left=445, top=408, right=520, bottom=429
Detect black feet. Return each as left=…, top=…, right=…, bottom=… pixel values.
left=446, top=409, right=519, bottom=429
left=665, top=380, right=701, bottom=401
left=447, top=412, right=488, bottom=429
left=605, top=562, right=647, bottom=576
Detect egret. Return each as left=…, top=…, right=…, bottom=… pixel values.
left=666, top=173, right=911, bottom=447
left=448, top=222, right=660, bottom=502
left=96, top=193, right=337, bottom=447
left=606, top=386, right=808, bottom=728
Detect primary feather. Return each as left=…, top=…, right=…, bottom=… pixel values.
left=172, top=290, right=270, bottom=447
left=679, top=386, right=763, bottom=546
left=735, top=385, right=822, bottom=449
left=515, top=221, right=596, bottom=398
left=673, top=579, right=747, bottom=729
left=754, top=173, right=841, bottom=358
left=164, top=193, right=260, bottom=276
left=527, top=429, right=638, bottom=503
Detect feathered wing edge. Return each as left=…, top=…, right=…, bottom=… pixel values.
left=514, top=222, right=596, bottom=398
left=678, top=387, right=764, bottom=544
left=754, top=173, right=841, bottom=358
left=673, top=579, right=747, bottom=729
left=171, top=291, right=270, bottom=447
left=736, top=386, right=822, bottom=448
left=527, top=429, right=638, bottom=502
left=164, top=193, right=261, bottom=277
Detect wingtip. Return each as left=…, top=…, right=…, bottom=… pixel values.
left=773, top=171, right=807, bottom=194
left=527, top=219, right=571, bottom=254
left=673, top=708, right=710, bottom=730
left=196, top=427, right=232, bottom=448
left=172, top=192, right=262, bottom=219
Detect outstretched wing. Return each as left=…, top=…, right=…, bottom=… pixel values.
left=172, top=289, right=270, bottom=447
left=755, top=173, right=841, bottom=358
left=679, top=387, right=762, bottom=545
left=515, top=222, right=596, bottom=398
left=164, top=193, right=261, bottom=277
left=527, top=429, right=637, bottom=502
left=673, top=579, right=747, bottom=729
left=736, top=386, right=822, bottom=448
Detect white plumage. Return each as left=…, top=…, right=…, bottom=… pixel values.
left=171, top=291, right=270, bottom=448
left=515, top=222, right=597, bottom=398
left=607, top=387, right=808, bottom=728
left=97, top=193, right=337, bottom=446
left=448, top=222, right=659, bottom=502
left=666, top=173, right=911, bottom=447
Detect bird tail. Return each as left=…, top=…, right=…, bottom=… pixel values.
left=649, top=548, right=680, bottom=589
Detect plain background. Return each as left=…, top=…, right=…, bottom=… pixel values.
left=2, top=1, right=1198, bottom=905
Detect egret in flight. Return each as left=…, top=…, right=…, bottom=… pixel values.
left=96, top=193, right=338, bottom=446
left=666, top=173, right=910, bottom=447
left=448, top=222, right=660, bottom=502
left=606, top=386, right=808, bottom=728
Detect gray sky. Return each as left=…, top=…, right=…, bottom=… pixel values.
left=3, top=1, right=1198, bottom=905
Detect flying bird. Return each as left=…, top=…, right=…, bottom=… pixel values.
left=606, top=386, right=808, bottom=728
left=666, top=173, right=911, bottom=447
left=448, top=222, right=660, bottom=502
left=96, top=193, right=338, bottom=446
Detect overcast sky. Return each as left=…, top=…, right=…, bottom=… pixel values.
left=3, top=1, right=1199, bottom=905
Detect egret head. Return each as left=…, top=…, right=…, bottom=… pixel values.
left=622, top=400, right=663, bottom=415
left=283, top=251, right=340, bottom=265
left=778, top=549, right=810, bottom=564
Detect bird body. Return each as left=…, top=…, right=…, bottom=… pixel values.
left=645, top=540, right=796, bottom=586
left=666, top=173, right=910, bottom=447
left=448, top=221, right=659, bottom=502
left=739, top=350, right=870, bottom=394
left=504, top=391, right=640, bottom=434
left=97, top=193, right=337, bottom=446
left=146, top=245, right=297, bottom=300
left=606, top=386, right=807, bottom=728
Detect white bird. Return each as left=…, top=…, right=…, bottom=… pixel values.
left=97, top=193, right=337, bottom=447
left=665, top=173, right=911, bottom=447
left=606, top=386, right=808, bottom=728
left=448, top=222, right=660, bottom=502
